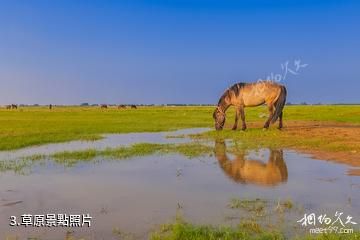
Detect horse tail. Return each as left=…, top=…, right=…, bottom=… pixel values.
left=271, top=85, right=287, bottom=123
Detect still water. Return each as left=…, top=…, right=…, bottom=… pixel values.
left=0, top=129, right=359, bottom=239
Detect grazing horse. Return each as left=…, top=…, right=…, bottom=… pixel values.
left=130, top=105, right=137, bottom=109
left=118, top=105, right=126, bottom=109
left=11, top=104, right=18, bottom=109
left=213, top=81, right=287, bottom=130
left=214, top=139, right=288, bottom=186
left=100, top=104, right=108, bottom=109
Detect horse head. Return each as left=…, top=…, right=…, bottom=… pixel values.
left=213, top=107, right=226, bottom=130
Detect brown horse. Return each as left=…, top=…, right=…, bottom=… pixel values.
left=213, top=81, right=287, bottom=130
left=100, top=104, right=108, bottom=109
left=5, top=105, right=11, bottom=109
left=118, top=105, right=126, bottom=109
left=130, top=105, right=137, bottom=109
left=11, top=104, right=18, bottom=109
left=214, top=139, right=288, bottom=186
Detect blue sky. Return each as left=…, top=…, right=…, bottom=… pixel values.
left=0, top=0, right=359, bottom=104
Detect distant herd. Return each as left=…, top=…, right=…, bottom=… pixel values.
left=101, top=104, right=137, bottom=109
left=5, top=104, right=18, bottom=109
left=3, top=104, right=138, bottom=110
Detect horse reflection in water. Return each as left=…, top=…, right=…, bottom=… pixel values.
left=214, top=140, right=288, bottom=186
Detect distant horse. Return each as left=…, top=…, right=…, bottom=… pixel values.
left=6, top=105, right=11, bottom=109
left=100, top=104, right=108, bottom=109
left=130, top=105, right=137, bottom=109
left=11, top=104, right=18, bottom=109
left=213, top=81, right=287, bottom=130
left=49, top=104, right=52, bottom=110
left=214, top=139, right=288, bottom=186
left=118, top=105, right=126, bottom=109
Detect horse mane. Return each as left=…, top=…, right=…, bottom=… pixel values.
left=217, top=83, right=246, bottom=105
left=217, top=90, right=229, bottom=105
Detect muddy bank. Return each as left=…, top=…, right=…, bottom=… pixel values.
left=208, top=120, right=360, bottom=174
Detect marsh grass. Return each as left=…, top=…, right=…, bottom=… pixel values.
left=51, top=142, right=213, bottom=162
left=239, top=220, right=263, bottom=233
left=150, top=215, right=360, bottom=240
left=151, top=220, right=360, bottom=240
left=297, top=233, right=360, bottom=240
left=53, top=149, right=98, bottom=161
left=0, top=158, right=32, bottom=174
left=226, top=197, right=302, bottom=229
left=228, top=198, right=268, bottom=214
left=0, top=142, right=214, bottom=172
left=150, top=217, right=284, bottom=240
left=112, top=228, right=136, bottom=240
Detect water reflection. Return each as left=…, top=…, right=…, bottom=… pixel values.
left=214, top=140, right=288, bottom=186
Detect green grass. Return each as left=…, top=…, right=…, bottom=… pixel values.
left=0, top=105, right=359, bottom=151
left=280, top=199, right=294, bottom=210
left=228, top=198, right=267, bottom=213
left=0, top=106, right=213, bottom=150
left=150, top=217, right=284, bottom=240
left=226, top=197, right=298, bottom=222
left=151, top=220, right=360, bottom=240
left=298, top=233, right=360, bottom=240
left=150, top=216, right=360, bottom=240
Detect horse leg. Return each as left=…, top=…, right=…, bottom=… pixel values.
left=278, top=111, right=283, bottom=129
left=232, top=107, right=240, bottom=130
left=263, top=105, right=274, bottom=129
left=240, top=106, right=247, bottom=130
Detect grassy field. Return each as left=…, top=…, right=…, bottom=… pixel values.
left=0, top=105, right=359, bottom=152
left=0, top=106, right=211, bottom=150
